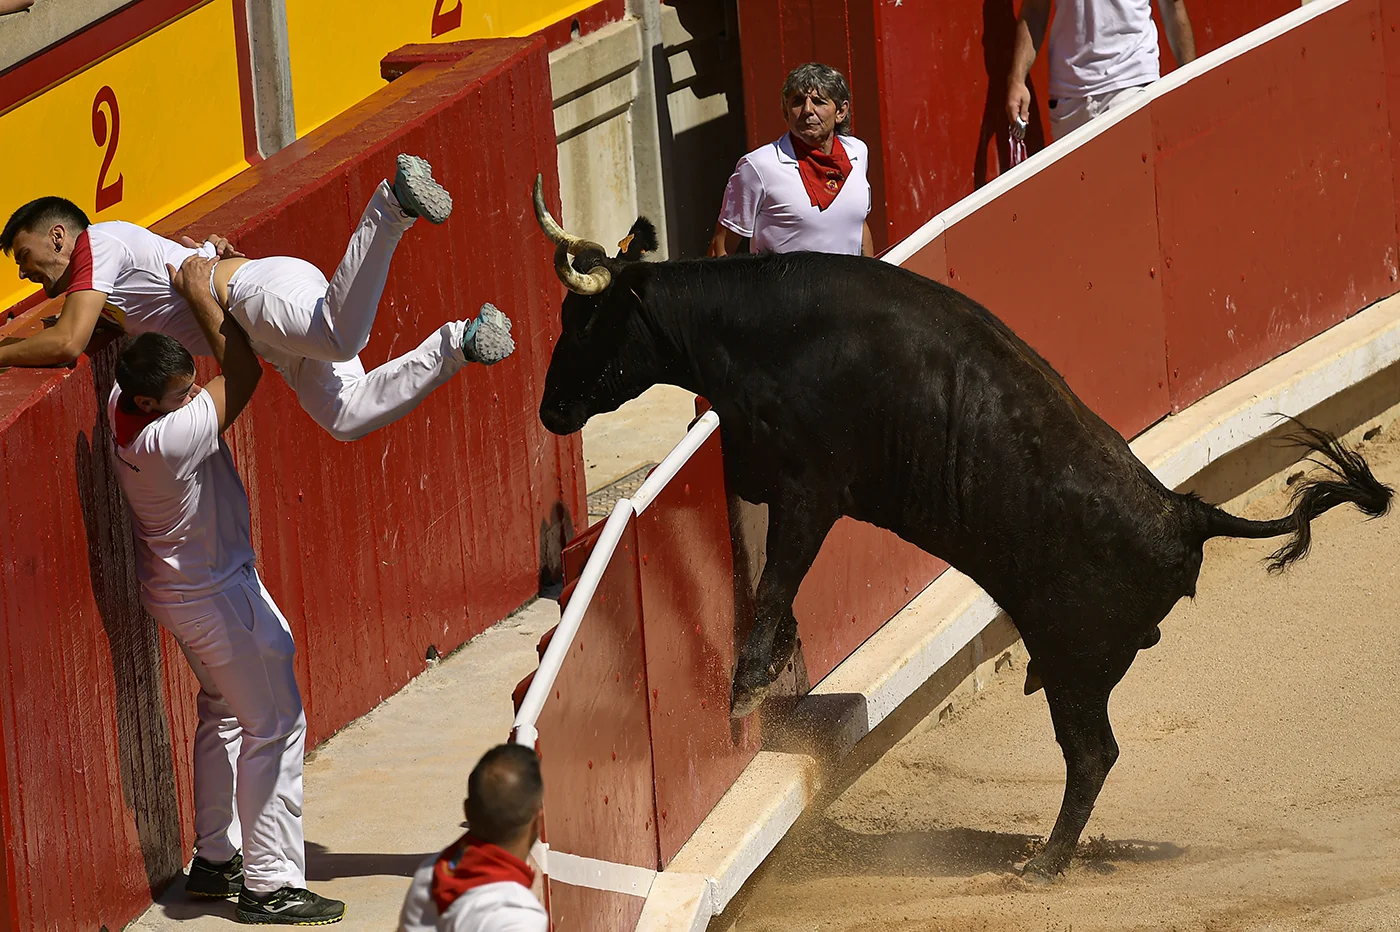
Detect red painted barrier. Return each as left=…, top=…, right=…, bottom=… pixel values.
left=1185, top=0, right=1301, bottom=56
left=536, top=521, right=657, bottom=932
left=943, top=106, right=1170, bottom=437
left=792, top=522, right=945, bottom=686
left=737, top=0, right=1300, bottom=249
left=0, top=38, right=582, bottom=931
left=633, top=432, right=761, bottom=865
left=1155, top=0, right=1398, bottom=408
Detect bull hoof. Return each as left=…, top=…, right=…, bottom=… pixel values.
left=1020, top=855, right=1065, bottom=884
left=730, top=659, right=774, bottom=718
left=730, top=679, right=770, bottom=719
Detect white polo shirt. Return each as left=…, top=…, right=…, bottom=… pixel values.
left=68, top=221, right=217, bottom=355
left=1048, top=0, right=1160, bottom=100
left=107, top=385, right=255, bottom=601
left=718, top=132, right=871, bottom=256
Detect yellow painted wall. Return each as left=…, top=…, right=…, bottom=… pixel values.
left=0, top=0, right=248, bottom=314
left=285, top=0, right=594, bottom=137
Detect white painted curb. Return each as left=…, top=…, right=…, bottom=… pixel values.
left=634, top=292, right=1400, bottom=929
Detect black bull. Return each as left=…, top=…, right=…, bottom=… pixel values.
left=531, top=182, right=1392, bottom=879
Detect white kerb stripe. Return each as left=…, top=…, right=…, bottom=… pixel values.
left=545, top=848, right=658, bottom=898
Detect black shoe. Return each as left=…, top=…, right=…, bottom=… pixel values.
left=186, top=853, right=243, bottom=899
left=236, top=886, right=346, bottom=925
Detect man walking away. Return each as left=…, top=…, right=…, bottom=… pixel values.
left=1007, top=0, right=1195, bottom=140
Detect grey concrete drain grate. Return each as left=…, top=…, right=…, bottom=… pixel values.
left=587, top=463, right=658, bottom=520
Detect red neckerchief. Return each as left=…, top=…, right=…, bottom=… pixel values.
left=430, top=833, right=535, bottom=914
left=791, top=134, right=853, bottom=211
left=113, top=393, right=159, bottom=447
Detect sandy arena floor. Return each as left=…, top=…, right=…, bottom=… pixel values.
left=722, top=426, right=1400, bottom=932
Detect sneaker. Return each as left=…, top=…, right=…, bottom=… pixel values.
left=463, top=302, right=516, bottom=365
left=236, top=886, right=346, bottom=925
left=392, top=154, right=452, bottom=224
left=186, top=852, right=243, bottom=899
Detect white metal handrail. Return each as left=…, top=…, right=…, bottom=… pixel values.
left=511, top=409, right=721, bottom=747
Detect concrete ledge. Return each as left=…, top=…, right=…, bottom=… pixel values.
left=634, top=292, right=1400, bottom=932
left=634, top=871, right=711, bottom=932
left=663, top=751, right=820, bottom=915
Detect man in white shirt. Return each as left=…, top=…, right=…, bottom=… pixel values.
left=709, top=63, right=874, bottom=258
left=1007, top=0, right=1196, bottom=140
left=398, top=744, right=549, bottom=932
left=110, top=252, right=342, bottom=924
left=2, top=154, right=515, bottom=441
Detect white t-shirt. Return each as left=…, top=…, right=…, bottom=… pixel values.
left=718, top=133, right=870, bottom=256
left=398, top=855, right=548, bottom=932
left=1048, top=0, right=1160, bottom=101
left=107, top=385, right=256, bottom=600
left=68, top=221, right=217, bottom=355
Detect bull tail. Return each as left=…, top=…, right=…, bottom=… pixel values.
left=1202, top=421, right=1392, bottom=573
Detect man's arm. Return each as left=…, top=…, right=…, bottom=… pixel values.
left=169, top=256, right=260, bottom=432
left=861, top=222, right=874, bottom=258
left=0, top=290, right=105, bottom=368
left=708, top=224, right=743, bottom=258
left=1158, top=0, right=1196, bottom=66
left=177, top=234, right=244, bottom=259
left=1007, top=0, right=1052, bottom=125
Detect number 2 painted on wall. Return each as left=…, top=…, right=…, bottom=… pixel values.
left=431, top=0, right=462, bottom=37
left=92, top=85, right=124, bottom=212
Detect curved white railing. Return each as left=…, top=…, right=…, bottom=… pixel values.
left=511, top=409, right=722, bottom=747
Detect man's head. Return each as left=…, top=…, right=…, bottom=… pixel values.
left=781, top=63, right=852, bottom=149
left=465, top=744, right=544, bottom=851
left=1, top=197, right=90, bottom=298
left=116, top=333, right=200, bottom=416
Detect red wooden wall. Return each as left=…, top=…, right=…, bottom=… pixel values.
left=0, top=38, right=583, bottom=932
left=900, top=0, right=1400, bottom=414
left=1154, top=0, right=1397, bottom=408
left=736, top=0, right=1298, bottom=250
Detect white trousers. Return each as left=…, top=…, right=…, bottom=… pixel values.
left=1048, top=84, right=1148, bottom=139
left=144, top=567, right=306, bottom=894
left=226, top=181, right=469, bottom=442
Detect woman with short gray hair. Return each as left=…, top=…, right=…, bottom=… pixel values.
left=709, top=62, right=873, bottom=258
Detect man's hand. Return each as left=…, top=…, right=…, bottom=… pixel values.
left=1007, top=82, right=1032, bottom=129
left=178, top=234, right=244, bottom=260
left=1007, top=0, right=1049, bottom=134
left=708, top=224, right=742, bottom=258
left=168, top=255, right=220, bottom=306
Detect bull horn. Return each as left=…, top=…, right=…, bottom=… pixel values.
left=554, top=242, right=612, bottom=295
left=534, top=174, right=586, bottom=250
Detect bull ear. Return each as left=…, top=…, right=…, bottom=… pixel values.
left=615, top=218, right=658, bottom=261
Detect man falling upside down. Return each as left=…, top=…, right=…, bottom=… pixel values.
left=0, top=154, right=515, bottom=440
